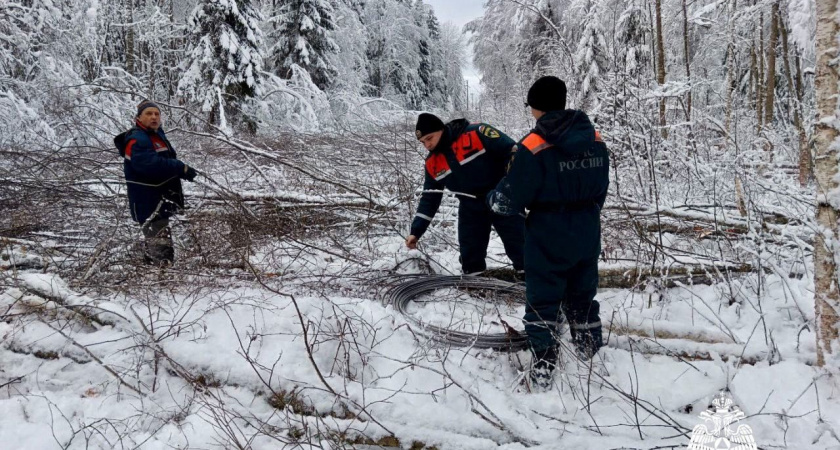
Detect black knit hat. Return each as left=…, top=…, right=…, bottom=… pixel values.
left=526, top=76, right=567, bottom=112
left=136, top=100, right=160, bottom=117
left=415, top=113, right=445, bottom=139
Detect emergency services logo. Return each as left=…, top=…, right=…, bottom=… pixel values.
left=479, top=125, right=500, bottom=139
left=687, top=392, right=757, bottom=450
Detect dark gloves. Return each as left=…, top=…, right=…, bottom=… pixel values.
left=485, top=191, right=496, bottom=211
left=182, top=165, right=197, bottom=182
left=486, top=190, right=516, bottom=216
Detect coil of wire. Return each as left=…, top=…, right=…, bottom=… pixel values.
left=382, top=275, right=529, bottom=351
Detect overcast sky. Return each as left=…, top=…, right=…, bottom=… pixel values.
left=423, top=0, right=486, bottom=29
left=423, top=0, right=486, bottom=96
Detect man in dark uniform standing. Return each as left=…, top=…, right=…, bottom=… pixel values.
left=407, top=113, right=525, bottom=275
left=487, top=76, right=609, bottom=386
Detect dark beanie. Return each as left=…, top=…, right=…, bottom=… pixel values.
left=526, top=76, right=567, bottom=112
left=136, top=100, right=160, bottom=117
left=415, top=113, right=445, bottom=139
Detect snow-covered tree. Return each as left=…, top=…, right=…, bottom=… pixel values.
left=0, top=0, right=66, bottom=144
left=813, top=0, right=840, bottom=368
left=326, top=0, right=369, bottom=94
left=515, top=0, right=559, bottom=77
left=466, top=0, right=536, bottom=128
left=267, top=0, right=339, bottom=90
left=179, top=0, right=264, bottom=127
left=437, top=22, right=467, bottom=110
left=573, top=0, right=609, bottom=114
left=1, top=0, right=67, bottom=91
left=615, top=1, right=650, bottom=86
left=414, top=1, right=449, bottom=108
left=415, top=2, right=435, bottom=106
left=363, top=0, right=424, bottom=109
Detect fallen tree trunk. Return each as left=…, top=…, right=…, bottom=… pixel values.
left=607, top=335, right=773, bottom=366
left=485, top=264, right=767, bottom=289
left=598, top=264, right=760, bottom=289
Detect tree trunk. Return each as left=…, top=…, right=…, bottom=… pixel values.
left=655, top=0, right=667, bottom=139
left=795, top=48, right=805, bottom=102
left=682, top=0, right=692, bottom=121
left=149, top=46, right=156, bottom=98
left=168, top=0, right=176, bottom=100
left=735, top=175, right=747, bottom=217
left=756, top=12, right=765, bottom=132
left=814, top=0, right=840, bottom=368
left=796, top=49, right=811, bottom=182
left=126, top=0, right=135, bottom=75
left=725, top=0, right=737, bottom=134
left=750, top=44, right=759, bottom=128
left=778, top=6, right=809, bottom=186
left=764, top=1, right=778, bottom=126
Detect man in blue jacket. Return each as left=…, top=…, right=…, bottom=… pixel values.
left=488, top=77, right=609, bottom=386
left=122, top=101, right=197, bottom=265
left=406, top=113, right=525, bottom=275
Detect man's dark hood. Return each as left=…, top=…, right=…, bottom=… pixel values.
left=534, top=110, right=595, bottom=152
left=432, top=119, right=470, bottom=152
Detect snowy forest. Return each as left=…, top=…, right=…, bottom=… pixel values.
left=1, top=0, right=840, bottom=448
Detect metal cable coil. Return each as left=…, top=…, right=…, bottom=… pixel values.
left=382, top=275, right=529, bottom=351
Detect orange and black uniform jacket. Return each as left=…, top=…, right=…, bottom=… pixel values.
left=490, top=110, right=608, bottom=216
left=488, top=109, right=609, bottom=265
left=410, top=119, right=516, bottom=238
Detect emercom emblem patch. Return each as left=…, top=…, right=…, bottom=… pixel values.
left=481, top=125, right=500, bottom=139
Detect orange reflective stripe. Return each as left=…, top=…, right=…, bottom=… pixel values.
left=521, top=133, right=551, bottom=154
left=595, top=130, right=603, bottom=142
left=521, top=133, right=545, bottom=150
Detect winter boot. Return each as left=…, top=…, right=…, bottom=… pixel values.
left=529, top=346, right=559, bottom=391
left=142, top=218, right=174, bottom=266
left=569, top=322, right=604, bottom=360
left=513, top=270, right=526, bottom=283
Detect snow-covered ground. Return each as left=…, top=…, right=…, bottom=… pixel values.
left=2, top=222, right=838, bottom=449
left=2, top=0, right=836, bottom=447
left=1, top=132, right=836, bottom=448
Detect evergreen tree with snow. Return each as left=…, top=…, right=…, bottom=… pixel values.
left=178, top=0, right=264, bottom=128
left=573, top=0, right=608, bottom=115
left=417, top=1, right=448, bottom=108
left=268, top=0, right=339, bottom=90
left=416, top=2, right=434, bottom=105
left=616, top=2, right=651, bottom=83
left=437, top=22, right=466, bottom=110
left=363, top=0, right=424, bottom=109
left=467, top=0, right=532, bottom=121
left=326, top=0, right=369, bottom=94
left=515, top=0, right=556, bottom=76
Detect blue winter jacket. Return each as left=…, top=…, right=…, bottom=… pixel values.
left=122, top=121, right=186, bottom=224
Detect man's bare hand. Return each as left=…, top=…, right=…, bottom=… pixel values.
left=405, top=235, right=419, bottom=250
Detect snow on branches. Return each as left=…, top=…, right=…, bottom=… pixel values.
left=179, top=0, right=265, bottom=127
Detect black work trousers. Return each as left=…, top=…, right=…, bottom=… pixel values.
left=457, top=197, right=525, bottom=274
